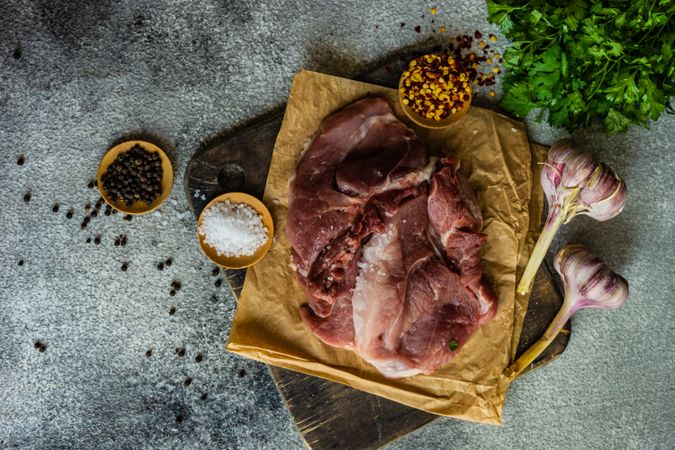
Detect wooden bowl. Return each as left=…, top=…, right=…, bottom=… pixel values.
left=196, top=192, right=274, bottom=269
left=398, top=62, right=472, bottom=129
left=97, top=140, right=174, bottom=215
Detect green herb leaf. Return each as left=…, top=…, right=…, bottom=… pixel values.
left=486, top=0, right=675, bottom=135
left=448, top=340, right=459, bottom=351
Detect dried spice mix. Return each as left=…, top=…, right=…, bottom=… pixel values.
left=400, top=31, right=502, bottom=121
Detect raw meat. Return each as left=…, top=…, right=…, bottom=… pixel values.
left=287, top=97, right=435, bottom=349
left=352, top=178, right=496, bottom=378
left=287, top=97, right=496, bottom=377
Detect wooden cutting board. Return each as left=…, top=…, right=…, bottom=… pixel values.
left=184, top=48, right=571, bottom=450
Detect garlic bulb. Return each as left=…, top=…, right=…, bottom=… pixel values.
left=517, top=140, right=627, bottom=295
left=504, top=244, right=628, bottom=381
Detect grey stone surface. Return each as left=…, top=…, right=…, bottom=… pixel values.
left=0, top=1, right=673, bottom=449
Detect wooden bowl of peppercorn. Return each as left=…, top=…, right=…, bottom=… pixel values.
left=97, top=140, right=173, bottom=215
left=398, top=54, right=472, bottom=129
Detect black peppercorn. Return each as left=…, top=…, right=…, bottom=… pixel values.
left=17, top=155, right=25, bottom=165
left=211, top=267, right=220, bottom=277
left=94, top=235, right=101, bottom=245
left=121, top=261, right=128, bottom=271
left=101, top=144, right=163, bottom=207
left=23, top=192, right=31, bottom=203
left=18, top=259, right=24, bottom=266
left=86, top=237, right=91, bottom=243
left=169, top=306, right=176, bottom=315
left=87, top=179, right=95, bottom=189
left=66, top=209, right=73, bottom=219
left=52, top=203, right=59, bottom=213
left=169, top=289, right=176, bottom=296
left=165, top=257, right=172, bottom=266
left=157, top=262, right=164, bottom=270
left=214, top=278, right=222, bottom=288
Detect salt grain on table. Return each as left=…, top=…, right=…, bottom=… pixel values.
left=198, top=200, right=268, bottom=257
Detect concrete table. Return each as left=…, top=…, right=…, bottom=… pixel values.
left=1, top=1, right=673, bottom=449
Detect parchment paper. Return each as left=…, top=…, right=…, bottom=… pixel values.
left=227, top=70, right=538, bottom=425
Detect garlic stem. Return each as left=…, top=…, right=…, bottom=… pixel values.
left=504, top=297, right=574, bottom=381
left=517, top=206, right=566, bottom=295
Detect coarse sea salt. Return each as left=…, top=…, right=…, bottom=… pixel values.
left=198, top=200, right=268, bottom=257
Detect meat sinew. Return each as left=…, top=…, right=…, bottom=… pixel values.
left=287, top=97, right=496, bottom=376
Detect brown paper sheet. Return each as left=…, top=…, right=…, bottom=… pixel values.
left=227, top=70, right=538, bottom=425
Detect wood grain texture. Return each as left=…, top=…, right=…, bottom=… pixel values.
left=185, top=48, right=571, bottom=450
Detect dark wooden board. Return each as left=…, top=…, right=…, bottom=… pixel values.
left=185, top=48, right=571, bottom=450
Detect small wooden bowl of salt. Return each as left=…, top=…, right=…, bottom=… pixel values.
left=196, top=192, right=274, bottom=269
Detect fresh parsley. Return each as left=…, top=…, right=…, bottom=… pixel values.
left=448, top=340, right=459, bottom=351
left=487, top=0, right=674, bottom=134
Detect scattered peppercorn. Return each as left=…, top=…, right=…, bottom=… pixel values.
left=123, top=214, right=132, bottom=221
left=84, top=203, right=91, bottom=211
left=169, top=289, right=176, bottom=297
left=86, top=237, right=91, bottom=243
left=66, top=209, right=73, bottom=219
left=165, top=257, right=172, bottom=267
left=94, top=235, right=101, bottom=245
left=171, top=280, right=181, bottom=291
left=90, top=210, right=98, bottom=218
left=34, top=340, right=47, bottom=352
left=169, top=306, right=176, bottom=315
left=414, top=25, right=421, bottom=33
left=145, top=349, right=153, bottom=357
left=23, top=192, right=31, bottom=203
left=195, top=353, right=203, bottom=363
left=238, top=369, right=246, bottom=378
left=200, top=393, right=208, bottom=401
left=101, top=144, right=163, bottom=206
left=121, top=261, right=129, bottom=271
left=52, top=203, right=59, bottom=213
left=121, top=235, right=127, bottom=246
left=87, top=179, right=95, bottom=189
left=211, top=267, right=220, bottom=277
left=183, top=377, right=192, bottom=387
left=157, top=262, right=164, bottom=270
left=175, top=347, right=186, bottom=357
left=17, top=155, right=25, bottom=165
left=175, top=414, right=183, bottom=423
left=104, top=205, right=112, bottom=216
left=400, top=22, right=405, bottom=28
left=18, top=259, right=24, bottom=266
left=214, top=278, right=222, bottom=288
